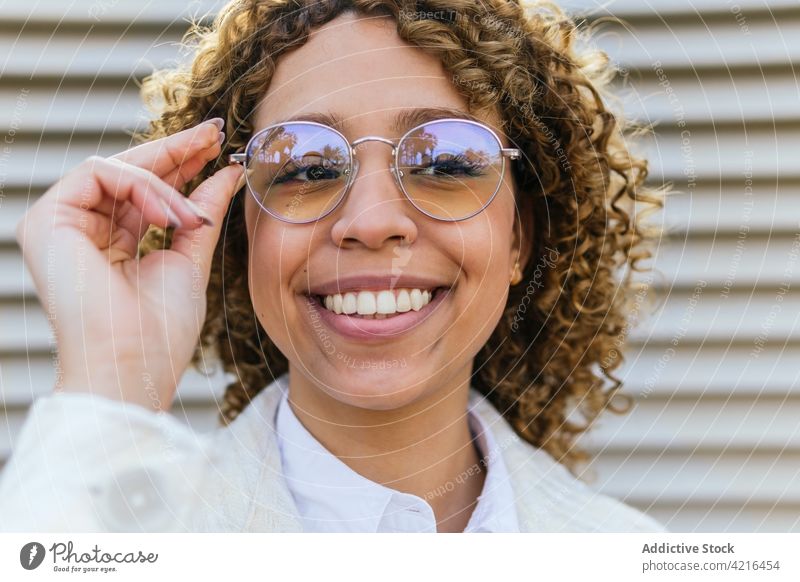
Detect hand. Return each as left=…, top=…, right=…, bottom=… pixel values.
left=15, top=119, right=245, bottom=412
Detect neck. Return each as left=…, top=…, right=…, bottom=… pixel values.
left=287, top=366, right=486, bottom=532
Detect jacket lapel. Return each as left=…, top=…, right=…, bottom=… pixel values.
left=195, top=377, right=303, bottom=532
left=468, top=392, right=666, bottom=532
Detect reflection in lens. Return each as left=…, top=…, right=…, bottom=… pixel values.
left=397, top=120, right=504, bottom=220
left=247, top=124, right=351, bottom=222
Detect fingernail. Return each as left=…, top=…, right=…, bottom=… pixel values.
left=205, top=117, right=225, bottom=130
left=218, top=131, right=225, bottom=144
left=160, top=199, right=184, bottom=229
left=184, top=198, right=215, bottom=227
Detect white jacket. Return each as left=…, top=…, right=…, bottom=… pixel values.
left=0, top=373, right=667, bottom=532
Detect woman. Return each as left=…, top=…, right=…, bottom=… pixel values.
left=0, top=0, right=664, bottom=532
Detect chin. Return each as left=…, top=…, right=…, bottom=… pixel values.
left=315, top=364, right=434, bottom=411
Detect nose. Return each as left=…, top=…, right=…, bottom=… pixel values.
left=329, top=142, right=418, bottom=250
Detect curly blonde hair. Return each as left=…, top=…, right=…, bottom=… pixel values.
left=137, top=0, right=661, bottom=473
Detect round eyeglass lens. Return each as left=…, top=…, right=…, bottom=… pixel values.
left=246, top=123, right=351, bottom=222
left=396, top=120, right=505, bottom=220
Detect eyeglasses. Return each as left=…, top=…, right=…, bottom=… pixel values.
left=229, top=117, right=520, bottom=223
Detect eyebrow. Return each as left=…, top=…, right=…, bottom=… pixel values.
left=274, top=107, right=485, bottom=136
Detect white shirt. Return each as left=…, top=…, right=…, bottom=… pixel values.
left=275, top=389, right=520, bottom=533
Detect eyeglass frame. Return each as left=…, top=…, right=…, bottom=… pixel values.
left=228, top=117, right=521, bottom=224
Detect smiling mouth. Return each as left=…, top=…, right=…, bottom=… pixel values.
left=306, top=286, right=450, bottom=319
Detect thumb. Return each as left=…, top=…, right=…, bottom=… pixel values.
left=169, top=164, right=245, bottom=282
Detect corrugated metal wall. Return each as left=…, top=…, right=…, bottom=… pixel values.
left=1, top=0, right=798, bottom=532
left=562, top=0, right=800, bottom=532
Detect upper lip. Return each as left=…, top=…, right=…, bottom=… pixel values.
left=304, top=274, right=453, bottom=296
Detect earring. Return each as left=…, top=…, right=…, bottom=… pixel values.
left=510, top=261, right=522, bottom=285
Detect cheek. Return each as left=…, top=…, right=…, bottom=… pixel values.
left=472, top=187, right=516, bottom=278
left=247, top=232, right=283, bottom=329
left=460, top=240, right=511, bottom=321
left=245, top=213, right=301, bottom=339
left=451, top=197, right=515, bottom=331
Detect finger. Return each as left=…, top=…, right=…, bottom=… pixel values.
left=111, top=119, right=224, bottom=190
left=170, top=165, right=245, bottom=282
left=90, top=157, right=213, bottom=233
left=44, top=157, right=192, bottom=238
left=82, top=192, right=161, bottom=260
left=18, top=157, right=195, bottom=276
left=159, top=142, right=223, bottom=191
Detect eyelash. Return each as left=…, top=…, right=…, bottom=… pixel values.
left=273, top=164, right=342, bottom=184
left=409, top=153, right=487, bottom=177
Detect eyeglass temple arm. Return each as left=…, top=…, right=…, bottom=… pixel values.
left=230, top=150, right=520, bottom=163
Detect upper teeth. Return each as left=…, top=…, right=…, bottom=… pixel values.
left=321, top=288, right=435, bottom=315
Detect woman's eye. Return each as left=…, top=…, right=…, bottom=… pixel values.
left=412, top=155, right=486, bottom=177
left=274, top=163, right=341, bottom=184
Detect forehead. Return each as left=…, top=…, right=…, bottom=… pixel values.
left=253, top=11, right=503, bottom=135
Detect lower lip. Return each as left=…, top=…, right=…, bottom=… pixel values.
left=303, top=288, right=451, bottom=342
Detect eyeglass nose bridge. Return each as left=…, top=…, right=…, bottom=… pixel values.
left=345, top=135, right=405, bottom=192
left=350, top=135, right=396, bottom=150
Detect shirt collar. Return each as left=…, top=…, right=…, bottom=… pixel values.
left=464, top=389, right=520, bottom=532
left=275, top=387, right=519, bottom=533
